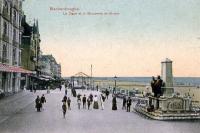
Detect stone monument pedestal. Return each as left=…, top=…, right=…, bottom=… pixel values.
left=162, top=87, right=174, bottom=97
left=134, top=95, right=200, bottom=120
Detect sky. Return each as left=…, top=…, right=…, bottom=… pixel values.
left=23, top=0, right=200, bottom=77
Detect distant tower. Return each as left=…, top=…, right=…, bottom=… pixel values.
left=161, top=58, right=174, bottom=96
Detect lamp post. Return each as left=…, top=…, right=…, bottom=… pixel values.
left=113, top=76, right=117, bottom=94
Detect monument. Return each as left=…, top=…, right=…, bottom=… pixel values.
left=161, top=58, right=174, bottom=97
left=134, top=58, right=200, bottom=120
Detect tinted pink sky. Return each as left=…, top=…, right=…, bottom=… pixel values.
left=23, top=0, right=200, bottom=77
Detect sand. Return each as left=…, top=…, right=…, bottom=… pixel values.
left=94, top=80, right=200, bottom=102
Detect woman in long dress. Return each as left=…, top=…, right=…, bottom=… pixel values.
left=93, top=95, right=99, bottom=109
left=112, top=95, right=117, bottom=110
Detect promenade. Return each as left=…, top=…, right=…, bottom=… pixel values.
left=0, top=88, right=199, bottom=133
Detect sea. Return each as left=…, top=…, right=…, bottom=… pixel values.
left=65, top=77, right=200, bottom=86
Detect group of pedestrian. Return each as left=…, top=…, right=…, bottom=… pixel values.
left=35, top=94, right=46, bottom=112
left=122, top=96, right=132, bottom=112
left=62, top=95, right=71, bottom=118
left=76, top=93, right=106, bottom=110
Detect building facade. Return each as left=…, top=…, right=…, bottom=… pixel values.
left=0, top=0, right=31, bottom=95
left=39, top=55, right=61, bottom=80
left=20, top=16, right=41, bottom=89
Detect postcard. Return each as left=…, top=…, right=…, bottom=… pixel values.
left=0, top=0, right=200, bottom=133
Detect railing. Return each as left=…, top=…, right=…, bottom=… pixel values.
left=2, top=34, right=9, bottom=43
left=0, top=57, right=9, bottom=64
left=12, top=60, right=18, bottom=66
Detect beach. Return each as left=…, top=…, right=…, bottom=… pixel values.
left=94, top=79, right=200, bottom=102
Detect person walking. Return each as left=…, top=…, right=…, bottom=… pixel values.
left=67, top=97, right=71, bottom=110
left=87, top=97, right=91, bottom=110
left=62, top=102, right=67, bottom=118
left=35, top=96, right=41, bottom=112
left=112, top=95, right=117, bottom=110
left=105, top=89, right=109, bottom=99
left=89, top=94, right=93, bottom=103
left=40, top=94, right=46, bottom=110
left=122, top=96, right=127, bottom=110
left=65, top=88, right=68, bottom=96
left=34, top=85, right=36, bottom=93
left=62, top=95, right=67, bottom=103
left=59, top=84, right=62, bottom=91
left=77, top=95, right=81, bottom=110
left=127, top=97, right=132, bottom=112
left=100, top=94, right=105, bottom=110
left=47, top=86, right=50, bottom=94
left=93, top=95, right=99, bottom=109
left=82, top=94, right=87, bottom=109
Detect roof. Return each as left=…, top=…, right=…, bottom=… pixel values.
left=72, top=72, right=90, bottom=78
left=0, top=63, right=33, bottom=74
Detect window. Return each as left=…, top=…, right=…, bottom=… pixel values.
left=3, top=22, right=7, bottom=35
left=13, top=48, right=16, bottom=65
left=14, top=10, right=17, bottom=23
left=2, top=45, right=7, bottom=62
left=3, top=1, right=8, bottom=13
left=13, top=29, right=16, bottom=41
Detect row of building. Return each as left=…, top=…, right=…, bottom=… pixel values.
left=0, top=0, right=61, bottom=95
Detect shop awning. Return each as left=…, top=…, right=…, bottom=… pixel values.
left=0, top=63, right=33, bottom=74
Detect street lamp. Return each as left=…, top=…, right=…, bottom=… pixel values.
left=113, top=76, right=117, bottom=94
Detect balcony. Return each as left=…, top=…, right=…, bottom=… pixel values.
left=2, top=8, right=10, bottom=21
left=12, top=60, right=18, bottom=66
left=0, top=57, right=9, bottom=64
left=2, top=34, right=9, bottom=43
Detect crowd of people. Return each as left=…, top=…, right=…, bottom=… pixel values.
left=35, top=85, right=135, bottom=119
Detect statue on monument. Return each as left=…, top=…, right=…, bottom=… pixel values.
left=151, top=75, right=165, bottom=97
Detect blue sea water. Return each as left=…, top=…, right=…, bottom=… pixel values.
left=65, top=77, right=200, bottom=86
left=93, top=77, right=200, bottom=86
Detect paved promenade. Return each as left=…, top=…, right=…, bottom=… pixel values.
left=0, top=88, right=200, bottom=133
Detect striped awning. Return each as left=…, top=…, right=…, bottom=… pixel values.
left=0, top=63, right=33, bottom=74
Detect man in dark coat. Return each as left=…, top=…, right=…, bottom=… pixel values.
left=40, top=94, right=46, bottom=109
left=82, top=94, right=87, bottom=109
left=105, top=89, right=109, bottom=99
left=127, top=97, right=132, bottom=112
left=35, top=96, right=41, bottom=112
